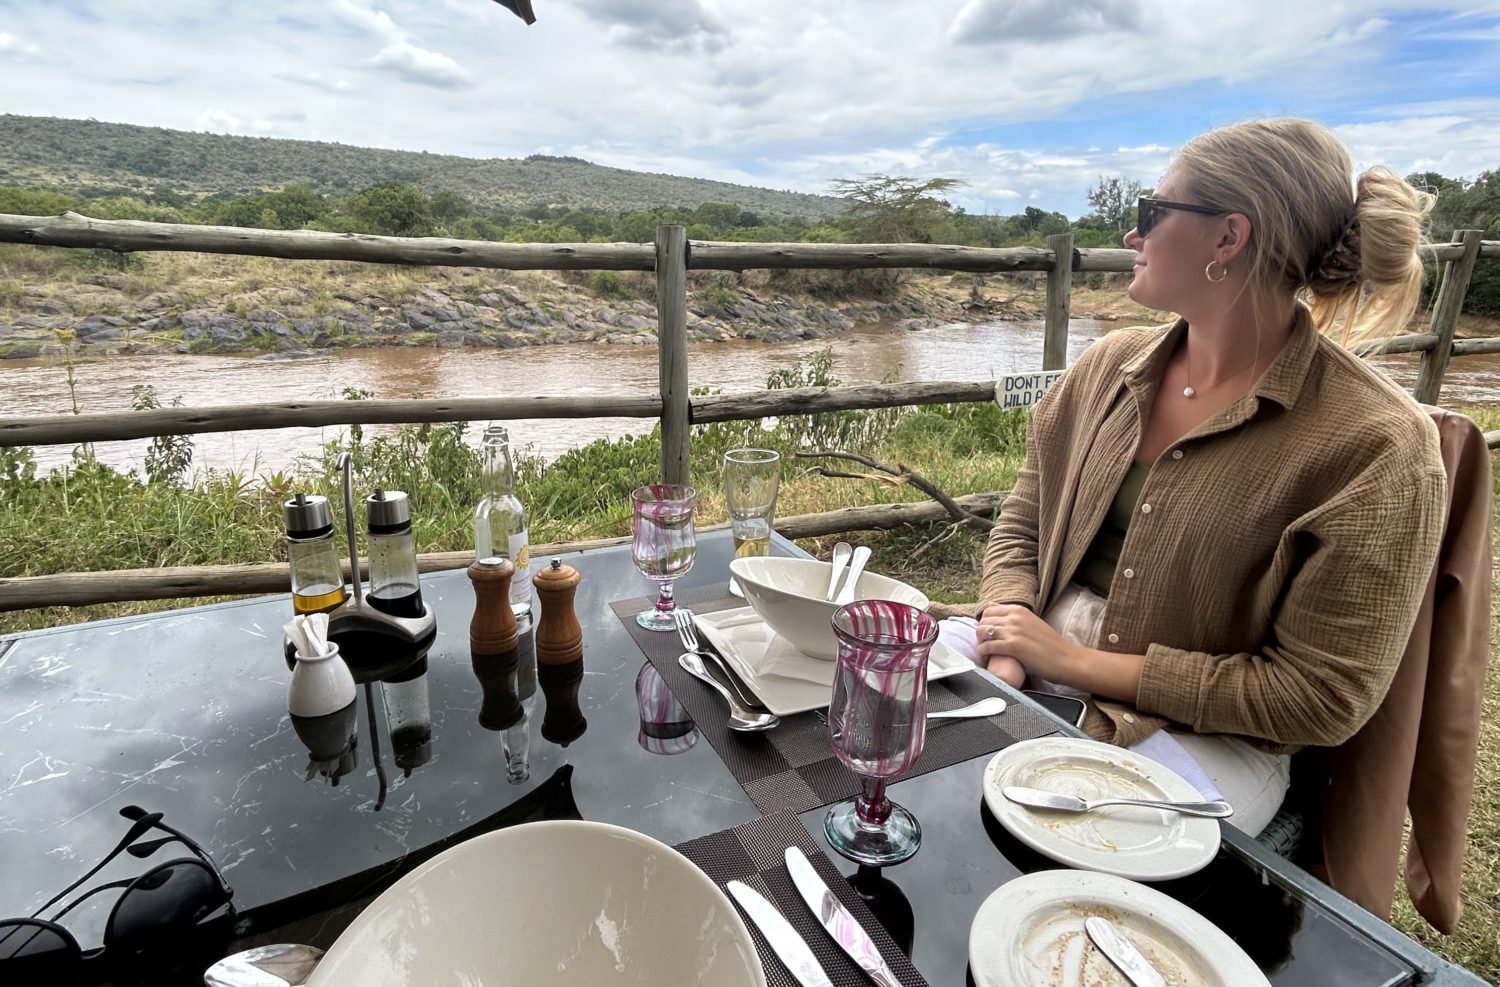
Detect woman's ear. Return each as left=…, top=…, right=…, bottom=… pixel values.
left=1217, top=213, right=1253, bottom=264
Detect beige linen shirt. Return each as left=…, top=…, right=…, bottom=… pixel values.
left=968, top=305, right=1446, bottom=752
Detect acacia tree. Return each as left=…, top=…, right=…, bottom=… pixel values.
left=829, top=174, right=965, bottom=243
left=1087, top=175, right=1143, bottom=231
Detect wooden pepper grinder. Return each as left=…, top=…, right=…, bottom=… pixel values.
left=534, top=557, right=587, bottom=746
left=468, top=557, right=518, bottom=655
left=533, top=557, right=582, bottom=666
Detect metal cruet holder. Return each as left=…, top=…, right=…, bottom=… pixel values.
left=283, top=453, right=438, bottom=680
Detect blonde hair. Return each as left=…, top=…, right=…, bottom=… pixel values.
left=1174, top=119, right=1433, bottom=346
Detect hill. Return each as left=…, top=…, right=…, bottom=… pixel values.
left=0, top=114, right=846, bottom=220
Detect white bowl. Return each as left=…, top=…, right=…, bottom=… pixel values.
left=730, top=556, right=929, bottom=660
left=308, top=820, right=766, bottom=987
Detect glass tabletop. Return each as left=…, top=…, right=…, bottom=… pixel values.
left=0, top=530, right=1474, bottom=984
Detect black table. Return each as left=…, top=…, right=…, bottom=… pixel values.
left=0, top=531, right=1483, bottom=985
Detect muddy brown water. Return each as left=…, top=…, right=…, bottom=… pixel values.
left=4, top=319, right=1497, bottom=475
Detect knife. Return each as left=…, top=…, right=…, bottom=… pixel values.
left=784, top=847, right=902, bottom=987
left=1084, top=916, right=1168, bottom=987
left=726, top=881, right=835, bottom=987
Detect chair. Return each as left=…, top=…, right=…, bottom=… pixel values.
left=1255, top=407, right=1492, bottom=934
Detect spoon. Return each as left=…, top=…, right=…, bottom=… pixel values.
left=678, top=653, right=779, bottom=731
left=204, top=944, right=324, bottom=986
left=825, top=542, right=853, bottom=601
left=1002, top=785, right=1234, bottom=818
left=927, top=696, right=1007, bottom=720
left=833, top=545, right=872, bottom=605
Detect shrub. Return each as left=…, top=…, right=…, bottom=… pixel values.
left=587, top=270, right=632, bottom=300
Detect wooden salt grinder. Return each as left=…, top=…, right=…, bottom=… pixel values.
left=534, top=557, right=583, bottom=666
left=468, top=557, right=518, bottom=655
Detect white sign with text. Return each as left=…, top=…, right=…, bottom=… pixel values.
left=994, top=370, right=1065, bottom=410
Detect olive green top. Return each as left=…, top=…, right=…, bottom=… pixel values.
left=1074, top=461, right=1150, bottom=598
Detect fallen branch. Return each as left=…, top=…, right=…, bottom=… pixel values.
left=796, top=450, right=996, bottom=533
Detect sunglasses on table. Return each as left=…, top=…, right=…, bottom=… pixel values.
left=1135, top=196, right=1230, bottom=237
left=0, top=805, right=235, bottom=983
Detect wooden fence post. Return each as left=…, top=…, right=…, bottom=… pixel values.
left=656, top=225, right=691, bottom=485
left=1044, top=233, right=1075, bottom=371
left=1415, top=228, right=1484, bottom=405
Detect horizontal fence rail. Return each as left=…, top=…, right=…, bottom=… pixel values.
left=4, top=212, right=1494, bottom=273
left=0, top=492, right=1007, bottom=610
left=0, top=213, right=1497, bottom=611
left=0, top=395, right=663, bottom=449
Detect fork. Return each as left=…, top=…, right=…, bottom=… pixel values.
left=673, top=611, right=766, bottom=712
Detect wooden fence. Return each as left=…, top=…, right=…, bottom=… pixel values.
left=0, top=211, right=1496, bottom=610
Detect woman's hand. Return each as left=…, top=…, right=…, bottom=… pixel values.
left=977, top=604, right=1086, bottom=685
left=978, top=603, right=1146, bottom=704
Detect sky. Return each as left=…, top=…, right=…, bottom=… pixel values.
left=1, top=0, right=1499, bottom=217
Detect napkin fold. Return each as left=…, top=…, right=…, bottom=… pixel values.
left=699, top=609, right=837, bottom=686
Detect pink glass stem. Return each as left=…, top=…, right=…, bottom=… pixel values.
left=654, top=581, right=676, bottom=615
left=855, top=775, right=891, bottom=826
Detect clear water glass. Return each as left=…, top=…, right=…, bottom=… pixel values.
left=824, top=600, right=937, bottom=866
left=722, top=448, right=780, bottom=597
left=631, top=484, right=697, bottom=632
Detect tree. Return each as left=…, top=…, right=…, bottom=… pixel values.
left=1087, top=175, right=1143, bottom=231
left=829, top=174, right=965, bottom=243
left=343, top=183, right=434, bottom=237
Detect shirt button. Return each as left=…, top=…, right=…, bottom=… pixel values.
left=1107, top=633, right=1120, bottom=644
left=1171, top=449, right=1184, bottom=460
left=1139, top=503, right=1152, bottom=514
left=1122, top=713, right=1137, bottom=724
left=1123, top=568, right=1135, bottom=579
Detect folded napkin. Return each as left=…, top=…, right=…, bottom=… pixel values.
left=700, top=609, right=838, bottom=686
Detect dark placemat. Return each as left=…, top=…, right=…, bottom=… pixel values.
left=612, top=585, right=1057, bottom=814
left=676, top=810, right=928, bottom=987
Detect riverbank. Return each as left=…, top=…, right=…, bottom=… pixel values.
left=0, top=248, right=1167, bottom=360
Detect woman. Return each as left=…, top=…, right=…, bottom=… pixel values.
left=959, top=119, right=1447, bottom=835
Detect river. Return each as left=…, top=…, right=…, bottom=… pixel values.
left=6, top=318, right=1498, bottom=476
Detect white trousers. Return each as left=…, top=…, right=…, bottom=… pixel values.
left=946, top=584, right=1292, bottom=836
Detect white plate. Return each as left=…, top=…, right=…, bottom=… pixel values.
left=982, top=737, right=1220, bottom=881
left=693, top=606, right=972, bottom=716
left=968, top=870, right=1270, bottom=987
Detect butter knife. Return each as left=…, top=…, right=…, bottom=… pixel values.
left=727, top=881, right=835, bottom=987
left=784, top=847, right=902, bottom=987
left=1084, top=916, right=1167, bottom=987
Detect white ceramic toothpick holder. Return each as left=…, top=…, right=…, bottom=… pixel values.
left=289, top=642, right=357, bottom=718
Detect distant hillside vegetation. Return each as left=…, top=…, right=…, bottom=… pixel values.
left=0, top=114, right=845, bottom=220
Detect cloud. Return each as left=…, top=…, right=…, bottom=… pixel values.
left=275, top=70, right=358, bottom=95
left=950, top=0, right=1140, bottom=44
left=333, top=0, right=404, bottom=44
left=573, top=0, right=727, bottom=52
left=370, top=41, right=474, bottom=90
left=0, top=31, right=41, bottom=59
left=332, top=1, right=475, bottom=90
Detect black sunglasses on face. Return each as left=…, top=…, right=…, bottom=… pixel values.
left=1136, top=196, right=1230, bottom=237
left=0, top=805, right=235, bottom=982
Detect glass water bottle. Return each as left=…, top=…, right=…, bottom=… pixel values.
left=474, top=425, right=532, bottom=622
left=366, top=489, right=424, bottom=619
left=285, top=493, right=347, bottom=615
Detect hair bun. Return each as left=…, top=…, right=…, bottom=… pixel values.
left=1307, top=210, right=1362, bottom=295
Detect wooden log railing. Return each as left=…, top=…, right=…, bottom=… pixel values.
left=0, top=493, right=1007, bottom=611
left=0, top=210, right=1496, bottom=611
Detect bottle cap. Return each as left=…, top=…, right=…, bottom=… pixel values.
left=366, top=489, right=412, bottom=533
left=284, top=493, right=333, bottom=538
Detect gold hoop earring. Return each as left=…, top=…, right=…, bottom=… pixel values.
left=1205, top=260, right=1228, bottom=283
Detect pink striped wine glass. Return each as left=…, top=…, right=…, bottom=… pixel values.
left=824, top=600, right=937, bottom=866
